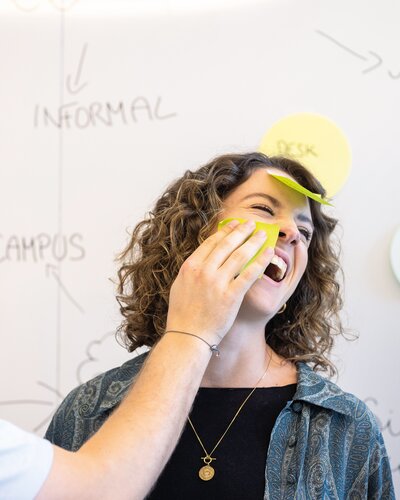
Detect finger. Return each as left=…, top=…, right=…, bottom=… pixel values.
left=218, top=228, right=269, bottom=277
left=230, top=245, right=275, bottom=294
left=187, top=219, right=251, bottom=265
left=200, top=220, right=258, bottom=271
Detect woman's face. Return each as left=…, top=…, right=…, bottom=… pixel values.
left=220, top=167, right=314, bottom=318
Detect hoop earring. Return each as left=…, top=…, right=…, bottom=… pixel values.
left=277, top=303, right=287, bottom=314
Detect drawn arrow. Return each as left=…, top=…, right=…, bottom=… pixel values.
left=315, top=30, right=367, bottom=61
left=315, top=30, right=383, bottom=76
left=66, top=43, right=89, bottom=95
left=362, top=51, right=382, bottom=74
left=45, top=263, right=85, bottom=313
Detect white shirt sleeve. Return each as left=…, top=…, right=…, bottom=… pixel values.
left=0, top=419, right=54, bottom=500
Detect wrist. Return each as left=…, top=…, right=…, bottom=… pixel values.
left=162, top=329, right=220, bottom=357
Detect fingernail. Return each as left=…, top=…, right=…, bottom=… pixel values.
left=255, top=230, right=266, bottom=238
left=245, top=220, right=256, bottom=228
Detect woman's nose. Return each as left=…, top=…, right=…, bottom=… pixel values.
left=278, top=221, right=300, bottom=246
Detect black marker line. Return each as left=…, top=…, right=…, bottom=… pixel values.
left=74, top=42, right=87, bottom=87
left=37, top=381, right=64, bottom=399
left=76, top=331, right=115, bottom=383
left=388, top=69, right=400, bottom=79
left=66, top=43, right=88, bottom=95
left=362, top=51, right=382, bottom=74
left=51, top=269, right=85, bottom=313
left=0, top=400, right=53, bottom=406
left=315, top=30, right=367, bottom=61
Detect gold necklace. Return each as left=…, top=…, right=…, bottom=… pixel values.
left=188, top=350, right=272, bottom=481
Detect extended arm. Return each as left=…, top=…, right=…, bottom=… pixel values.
left=36, top=219, right=273, bottom=500
left=37, top=333, right=212, bottom=500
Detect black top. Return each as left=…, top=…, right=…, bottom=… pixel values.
left=147, top=384, right=297, bottom=500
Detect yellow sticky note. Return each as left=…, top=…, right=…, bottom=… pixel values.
left=218, top=218, right=279, bottom=271
left=259, top=112, right=351, bottom=198
left=269, top=174, right=333, bottom=206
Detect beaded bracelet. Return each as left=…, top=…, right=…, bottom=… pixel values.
left=165, top=330, right=220, bottom=357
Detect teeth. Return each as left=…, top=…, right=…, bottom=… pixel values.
left=271, top=254, right=287, bottom=281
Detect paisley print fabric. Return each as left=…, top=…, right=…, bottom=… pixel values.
left=45, top=354, right=395, bottom=499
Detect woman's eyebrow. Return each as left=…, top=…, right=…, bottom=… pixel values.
left=240, top=193, right=282, bottom=208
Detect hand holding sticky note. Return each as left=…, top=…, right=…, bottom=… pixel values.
left=218, top=218, right=279, bottom=273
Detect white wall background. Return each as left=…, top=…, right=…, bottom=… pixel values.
left=0, top=0, right=399, bottom=494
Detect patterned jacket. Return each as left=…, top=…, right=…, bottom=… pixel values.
left=45, top=353, right=395, bottom=499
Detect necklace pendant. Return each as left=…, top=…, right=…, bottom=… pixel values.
left=199, top=455, right=216, bottom=481
left=199, top=464, right=215, bottom=481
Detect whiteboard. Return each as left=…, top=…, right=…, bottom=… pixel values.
left=0, top=0, right=399, bottom=494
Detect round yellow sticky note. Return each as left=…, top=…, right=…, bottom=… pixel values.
left=259, top=113, right=351, bottom=198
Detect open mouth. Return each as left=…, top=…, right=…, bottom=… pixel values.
left=264, top=254, right=288, bottom=283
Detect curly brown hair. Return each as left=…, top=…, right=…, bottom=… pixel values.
left=116, top=152, right=344, bottom=374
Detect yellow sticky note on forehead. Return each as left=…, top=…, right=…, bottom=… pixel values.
left=218, top=218, right=279, bottom=270
left=270, top=174, right=333, bottom=206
